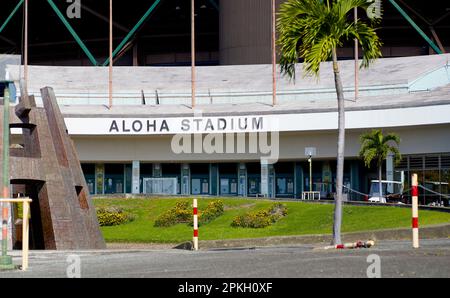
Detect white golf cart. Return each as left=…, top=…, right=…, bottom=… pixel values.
left=369, top=180, right=404, bottom=204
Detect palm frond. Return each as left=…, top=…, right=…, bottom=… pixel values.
left=359, top=147, right=377, bottom=168
left=359, top=130, right=402, bottom=169
left=346, top=22, right=383, bottom=68
left=277, top=0, right=383, bottom=80
left=383, top=133, right=401, bottom=145
left=332, top=0, right=371, bottom=21
left=302, top=35, right=336, bottom=76
left=388, top=145, right=402, bottom=165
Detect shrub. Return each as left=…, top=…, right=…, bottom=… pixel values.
left=96, top=207, right=134, bottom=226
left=200, top=200, right=224, bottom=224
left=154, top=201, right=191, bottom=227
left=190, top=200, right=224, bottom=226
left=231, top=203, right=288, bottom=228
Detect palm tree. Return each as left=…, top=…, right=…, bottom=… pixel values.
left=277, top=0, right=382, bottom=244
left=359, top=129, right=401, bottom=202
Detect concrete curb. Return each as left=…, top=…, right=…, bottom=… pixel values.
left=175, top=223, right=450, bottom=250
left=303, top=200, right=450, bottom=213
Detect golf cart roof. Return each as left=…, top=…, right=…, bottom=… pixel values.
left=425, top=181, right=449, bottom=185
left=371, top=180, right=403, bottom=184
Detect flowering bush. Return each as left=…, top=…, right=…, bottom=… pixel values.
left=189, top=200, right=224, bottom=227
left=231, top=203, right=288, bottom=228
left=96, top=207, right=134, bottom=226
left=154, top=201, right=191, bottom=227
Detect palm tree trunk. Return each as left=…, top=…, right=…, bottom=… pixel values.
left=332, top=48, right=345, bottom=245
left=378, top=163, right=383, bottom=202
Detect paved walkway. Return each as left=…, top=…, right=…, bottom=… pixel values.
left=1, top=239, right=449, bottom=278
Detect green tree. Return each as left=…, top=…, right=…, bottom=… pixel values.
left=359, top=129, right=402, bottom=201
left=277, top=0, right=382, bottom=244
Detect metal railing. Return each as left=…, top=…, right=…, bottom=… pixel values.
left=301, top=191, right=321, bottom=201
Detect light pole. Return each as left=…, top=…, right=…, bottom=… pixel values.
left=308, top=156, right=313, bottom=192
left=305, top=147, right=317, bottom=193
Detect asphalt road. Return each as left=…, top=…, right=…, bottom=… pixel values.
left=1, top=239, right=449, bottom=278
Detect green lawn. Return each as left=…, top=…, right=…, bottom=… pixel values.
left=93, top=197, right=450, bottom=243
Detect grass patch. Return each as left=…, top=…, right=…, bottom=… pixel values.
left=93, top=197, right=450, bottom=243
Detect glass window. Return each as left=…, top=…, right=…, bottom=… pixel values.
left=422, top=170, right=441, bottom=205
left=192, top=178, right=209, bottom=195
left=277, top=178, right=287, bottom=194
left=220, top=179, right=229, bottom=194
left=104, top=164, right=124, bottom=194
left=81, top=164, right=96, bottom=195
left=192, top=179, right=202, bottom=195
left=248, top=177, right=260, bottom=195
left=230, top=179, right=238, bottom=194
left=277, top=176, right=294, bottom=195
left=287, top=178, right=294, bottom=193
left=202, top=179, right=209, bottom=194
left=441, top=169, right=450, bottom=206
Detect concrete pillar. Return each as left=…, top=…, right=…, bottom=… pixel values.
left=210, top=164, right=218, bottom=196
left=269, top=164, right=275, bottom=198
left=295, top=162, right=304, bottom=199
left=261, top=161, right=269, bottom=197
left=95, top=163, right=104, bottom=195
left=220, top=0, right=284, bottom=65
left=132, top=161, right=140, bottom=194
left=238, top=163, right=247, bottom=197
left=181, top=164, right=190, bottom=195
left=133, top=44, right=139, bottom=66
left=261, top=161, right=275, bottom=198
left=386, top=153, right=394, bottom=193
left=350, top=161, right=360, bottom=201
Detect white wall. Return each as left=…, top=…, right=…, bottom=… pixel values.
left=73, top=124, right=450, bottom=162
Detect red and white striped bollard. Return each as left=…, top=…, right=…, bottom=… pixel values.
left=411, top=174, right=419, bottom=248
left=193, top=199, right=199, bottom=251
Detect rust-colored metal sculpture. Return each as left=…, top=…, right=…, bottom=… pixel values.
left=0, top=86, right=105, bottom=250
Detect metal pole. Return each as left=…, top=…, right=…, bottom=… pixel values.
left=388, top=0, right=442, bottom=55
left=429, top=27, right=446, bottom=54
left=0, top=0, right=24, bottom=34
left=0, top=88, right=13, bottom=270
left=354, top=7, right=359, bottom=101
left=102, top=0, right=162, bottom=66
left=191, top=0, right=196, bottom=108
left=109, top=0, right=113, bottom=108
left=309, top=156, right=312, bottom=192
left=411, top=173, right=419, bottom=248
left=46, top=0, right=98, bottom=66
left=271, top=0, right=277, bottom=106
left=193, top=199, right=199, bottom=251
left=24, top=0, right=28, bottom=89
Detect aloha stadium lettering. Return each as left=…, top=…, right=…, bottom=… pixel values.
left=108, top=116, right=264, bottom=134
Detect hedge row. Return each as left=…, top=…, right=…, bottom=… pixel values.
left=231, top=203, right=288, bottom=228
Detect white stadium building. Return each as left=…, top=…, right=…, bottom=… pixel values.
left=1, top=0, right=450, bottom=204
